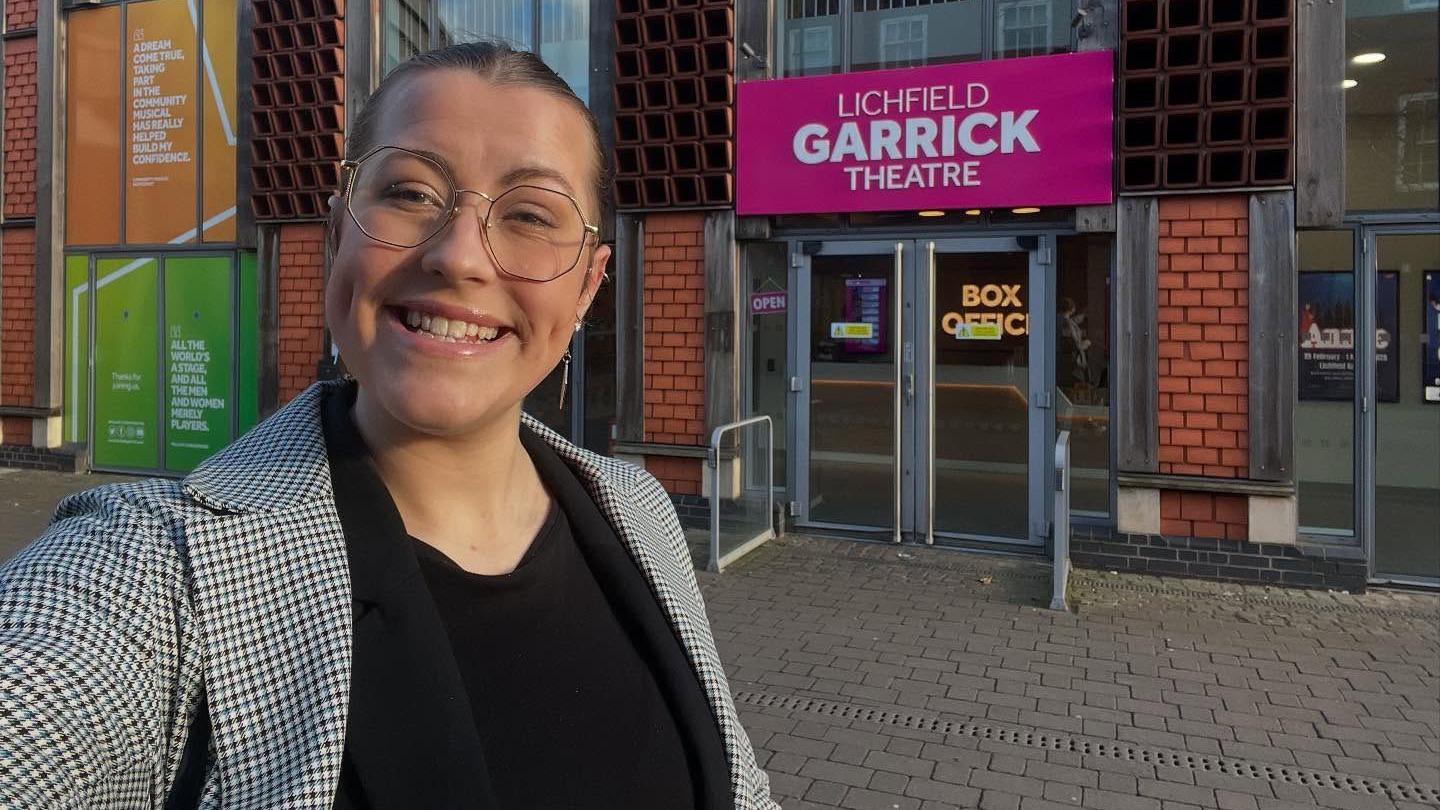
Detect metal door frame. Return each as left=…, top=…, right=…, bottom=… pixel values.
left=791, top=239, right=912, bottom=539
left=918, top=236, right=1054, bottom=549
left=76, top=249, right=240, bottom=477
left=1361, top=224, right=1440, bottom=586
left=790, top=236, right=1055, bottom=548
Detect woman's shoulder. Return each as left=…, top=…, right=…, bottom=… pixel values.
left=3, top=477, right=191, bottom=583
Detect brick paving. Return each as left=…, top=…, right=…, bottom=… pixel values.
left=4, top=472, right=1437, bottom=808
left=699, top=536, right=1440, bottom=810
left=0, top=468, right=136, bottom=563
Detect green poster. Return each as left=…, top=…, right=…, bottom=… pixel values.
left=164, top=256, right=234, bottom=472
left=92, top=257, right=159, bottom=470
left=237, top=251, right=260, bottom=434
left=64, top=255, right=91, bottom=445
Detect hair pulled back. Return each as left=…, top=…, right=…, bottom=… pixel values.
left=345, top=40, right=610, bottom=216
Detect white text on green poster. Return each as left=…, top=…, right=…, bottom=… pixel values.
left=164, top=257, right=234, bottom=472
left=92, top=258, right=159, bottom=469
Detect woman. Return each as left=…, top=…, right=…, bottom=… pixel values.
left=0, top=42, right=777, bottom=810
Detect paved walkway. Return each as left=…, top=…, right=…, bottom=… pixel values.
left=700, top=536, right=1440, bottom=810
left=4, top=471, right=1437, bottom=808
left=0, top=468, right=136, bottom=563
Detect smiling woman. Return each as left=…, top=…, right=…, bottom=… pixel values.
left=0, top=41, right=778, bottom=810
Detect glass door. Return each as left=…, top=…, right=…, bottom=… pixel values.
left=66, top=252, right=244, bottom=475
left=795, top=241, right=906, bottom=536
left=793, top=238, right=1052, bottom=547
left=1366, top=230, right=1440, bottom=582
left=917, top=238, right=1050, bottom=547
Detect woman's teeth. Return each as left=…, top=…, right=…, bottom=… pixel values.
left=403, top=309, right=501, bottom=343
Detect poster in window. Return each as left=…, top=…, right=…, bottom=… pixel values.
left=841, top=277, right=889, bottom=355
left=1297, top=272, right=1398, bottom=402
left=125, top=0, right=199, bottom=245
left=1425, top=271, right=1440, bottom=403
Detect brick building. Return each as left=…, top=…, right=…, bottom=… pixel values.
left=0, top=0, right=1435, bottom=589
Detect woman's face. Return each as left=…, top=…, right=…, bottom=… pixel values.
left=327, top=70, right=610, bottom=437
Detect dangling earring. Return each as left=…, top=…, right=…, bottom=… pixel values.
left=558, top=349, right=572, bottom=407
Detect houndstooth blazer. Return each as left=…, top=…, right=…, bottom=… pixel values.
left=0, top=381, right=779, bottom=809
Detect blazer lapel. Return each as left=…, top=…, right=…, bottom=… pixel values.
left=324, top=385, right=497, bottom=810
left=519, top=415, right=753, bottom=808
left=520, top=429, right=731, bottom=810
left=180, top=384, right=353, bottom=807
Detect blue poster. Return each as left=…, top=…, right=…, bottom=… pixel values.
left=1425, top=271, right=1440, bottom=403
left=1298, top=272, right=1398, bottom=402
left=842, top=277, right=889, bottom=355
left=1377, top=271, right=1399, bottom=403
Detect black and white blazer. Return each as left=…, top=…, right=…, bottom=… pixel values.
left=0, top=382, right=778, bottom=809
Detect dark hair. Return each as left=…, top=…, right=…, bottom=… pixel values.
left=345, top=40, right=610, bottom=217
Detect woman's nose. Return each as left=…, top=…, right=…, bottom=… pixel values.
left=418, top=198, right=502, bottom=284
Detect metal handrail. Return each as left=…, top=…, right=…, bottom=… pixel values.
left=707, top=415, right=775, bottom=573
left=1051, top=430, right=1072, bottom=611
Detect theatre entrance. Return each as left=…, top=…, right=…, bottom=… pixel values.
left=791, top=237, right=1058, bottom=549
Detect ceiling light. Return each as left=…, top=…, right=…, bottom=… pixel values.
left=1341, top=78, right=1358, bottom=89
left=1011, top=207, right=1041, bottom=214
left=918, top=210, right=945, bottom=217
left=964, top=209, right=982, bottom=216
left=1351, top=52, right=1386, bottom=65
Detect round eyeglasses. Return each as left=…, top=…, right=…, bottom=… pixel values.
left=340, top=146, right=601, bottom=282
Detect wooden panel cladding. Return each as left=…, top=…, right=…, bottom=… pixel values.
left=1116, top=196, right=1160, bottom=472
left=1246, top=191, right=1295, bottom=482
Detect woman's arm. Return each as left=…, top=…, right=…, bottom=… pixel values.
left=0, top=484, right=190, bottom=806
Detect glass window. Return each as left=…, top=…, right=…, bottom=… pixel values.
left=745, top=243, right=791, bottom=485
left=1344, top=0, right=1439, bottom=212
left=1373, top=232, right=1440, bottom=578
left=381, top=0, right=590, bottom=101
left=779, top=0, right=843, bottom=76
left=1057, top=235, right=1111, bottom=516
left=780, top=0, right=1071, bottom=76
left=995, top=0, right=1071, bottom=58
left=1296, top=230, right=1357, bottom=535
left=851, top=0, right=980, bottom=72
left=582, top=273, right=616, bottom=454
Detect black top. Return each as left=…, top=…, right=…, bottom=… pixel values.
left=322, top=383, right=730, bottom=810
left=409, top=505, right=696, bottom=810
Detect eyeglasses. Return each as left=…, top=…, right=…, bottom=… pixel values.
left=340, top=146, right=601, bottom=282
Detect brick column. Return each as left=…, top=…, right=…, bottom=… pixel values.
left=1, top=23, right=38, bottom=447
left=276, top=223, right=326, bottom=404
left=640, top=212, right=706, bottom=496
left=1156, top=195, right=1250, bottom=539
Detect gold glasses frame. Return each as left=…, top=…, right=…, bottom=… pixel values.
left=339, top=145, right=602, bottom=283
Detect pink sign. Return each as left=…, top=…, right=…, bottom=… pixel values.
left=749, top=290, right=788, bottom=315
left=736, top=52, right=1114, bottom=216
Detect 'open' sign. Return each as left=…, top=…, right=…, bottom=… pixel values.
left=749, top=291, right=788, bottom=315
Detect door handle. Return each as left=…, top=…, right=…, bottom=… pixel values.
left=905, top=372, right=916, bottom=403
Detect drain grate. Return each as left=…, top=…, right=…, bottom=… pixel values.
left=734, top=690, right=1440, bottom=805
left=1076, top=579, right=1440, bottom=622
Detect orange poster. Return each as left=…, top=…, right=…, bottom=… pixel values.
left=125, top=0, right=199, bottom=245
left=201, top=0, right=237, bottom=242
left=65, top=6, right=123, bottom=246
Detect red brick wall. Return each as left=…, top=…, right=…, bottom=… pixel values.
left=645, top=455, right=702, bottom=497
left=0, top=416, right=28, bottom=445
left=1, top=228, right=34, bottom=423
left=1156, top=195, right=1250, bottom=540
left=5, top=1, right=38, bottom=32
left=277, top=224, right=326, bottom=404
left=3, top=35, right=37, bottom=220
left=642, top=212, right=705, bottom=445
left=1160, top=491, right=1248, bottom=541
